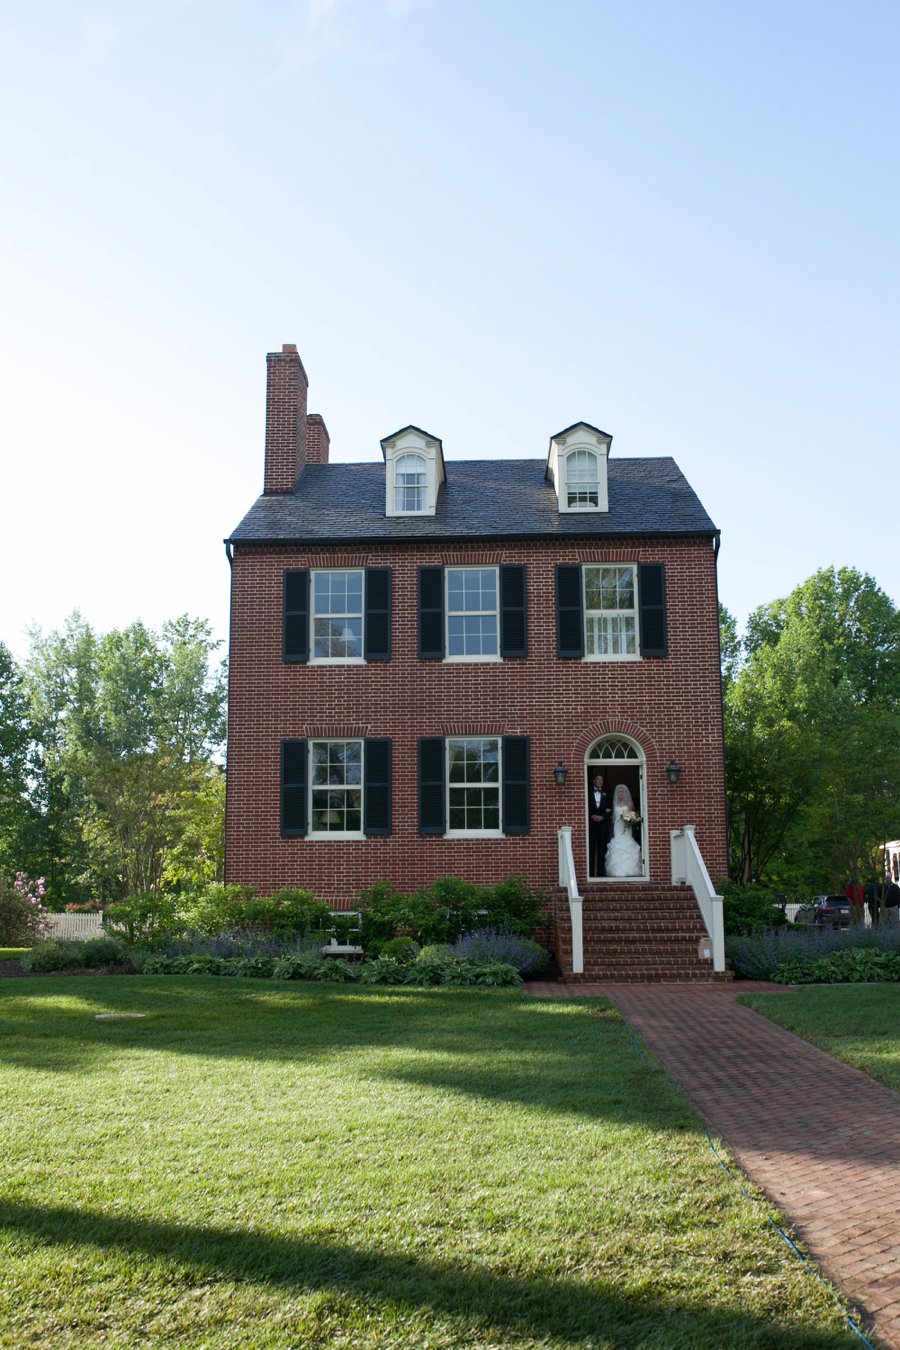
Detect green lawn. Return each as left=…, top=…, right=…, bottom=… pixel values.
left=0, top=978, right=857, bottom=1349
left=741, top=984, right=900, bottom=1093
left=0, top=948, right=27, bottom=961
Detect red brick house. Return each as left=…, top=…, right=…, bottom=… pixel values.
left=225, top=345, right=729, bottom=980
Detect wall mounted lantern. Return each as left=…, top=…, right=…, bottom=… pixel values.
left=666, top=759, right=681, bottom=786
left=553, top=761, right=568, bottom=787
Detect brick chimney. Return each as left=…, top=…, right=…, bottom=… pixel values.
left=305, top=413, right=330, bottom=465
left=264, top=344, right=308, bottom=495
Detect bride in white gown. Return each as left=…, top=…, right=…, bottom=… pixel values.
left=604, top=784, right=642, bottom=877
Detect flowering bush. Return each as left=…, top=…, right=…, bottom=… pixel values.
left=450, top=928, right=549, bottom=976
left=0, top=870, right=52, bottom=946
left=727, top=923, right=900, bottom=981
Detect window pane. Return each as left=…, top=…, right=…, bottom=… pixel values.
left=311, top=571, right=364, bottom=658
left=395, top=454, right=426, bottom=512
left=584, top=565, right=637, bottom=657
left=446, top=568, right=499, bottom=658
left=446, top=738, right=500, bottom=831
left=310, top=740, right=363, bottom=831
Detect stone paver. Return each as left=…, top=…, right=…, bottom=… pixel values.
left=526, top=980, right=900, bottom=1348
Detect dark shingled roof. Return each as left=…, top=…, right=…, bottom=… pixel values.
left=228, top=457, right=717, bottom=544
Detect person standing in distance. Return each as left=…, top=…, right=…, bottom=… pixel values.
left=588, top=772, right=612, bottom=877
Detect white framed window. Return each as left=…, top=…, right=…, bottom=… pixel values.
left=446, top=567, right=499, bottom=660
left=309, top=739, right=363, bottom=836
left=584, top=565, right=639, bottom=658
left=394, top=453, right=426, bottom=513
left=311, top=569, right=364, bottom=662
left=447, top=737, right=502, bottom=835
left=566, top=449, right=600, bottom=509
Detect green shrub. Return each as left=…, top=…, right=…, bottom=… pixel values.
left=23, top=936, right=130, bottom=973
left=380, top=936, right=419, bottom=962
left=776, top=947, right=900, bottom=984
left=105, top=893, right=180, bottom=947
left=719, top=880, right=786, bottom=935
left=357, top=875, right=548, bottom=953
left=176, top=884, right=257, bottom=935
left=244, top=888, right=331, bottom=937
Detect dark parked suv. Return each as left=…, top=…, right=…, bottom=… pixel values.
left=793, top=895, right=853, bottom=929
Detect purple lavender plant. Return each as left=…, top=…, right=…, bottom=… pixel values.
left=450, top=927, right=549, bottom=975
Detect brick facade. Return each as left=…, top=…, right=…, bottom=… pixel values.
left=225, top=535, right=728, bottom=905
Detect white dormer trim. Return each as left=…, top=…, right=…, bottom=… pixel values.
left=381, top=425, right=446, bottom=517
left=546, top=422, right=612, bottom=514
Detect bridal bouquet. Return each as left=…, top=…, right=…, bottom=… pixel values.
left=621, top=809, right=642, bottom=832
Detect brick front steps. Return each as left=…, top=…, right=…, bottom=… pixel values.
left=553, top=883, right=733, bottom=983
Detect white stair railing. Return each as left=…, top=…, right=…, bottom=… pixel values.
left=670, top=826, right=725, bottom=972
left=557, top=826, right=584, bottom=975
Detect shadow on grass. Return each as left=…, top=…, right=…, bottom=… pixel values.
left=0, top=1198, right=852, bottom=1348
left=0, top=981, right=683, bottom=1129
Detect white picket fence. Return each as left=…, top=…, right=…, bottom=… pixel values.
left=45, top=913, right=104, bottom=941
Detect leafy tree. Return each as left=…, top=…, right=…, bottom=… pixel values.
left=21, top=614, right=227, bottom=905
left=0, top=642, right=31, bottom=871
left=723, top=568, right=900, bottom=895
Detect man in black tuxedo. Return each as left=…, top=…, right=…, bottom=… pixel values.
left=588, top=772, right=613, bottom=877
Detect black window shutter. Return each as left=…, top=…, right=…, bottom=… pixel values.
left=364, top=739, right=392, bottom=836
left=418, top=567, right=444, bottom=660
left=283, top=570, right=310, bottom=662
left=638, top=563, right=668, bottom=657
left=499, top=565, right=527, bottom=658
left=502, top=736, right=530, bottom=835
left=556, top=565, right=584, bottom=658
left=418, top=737, right=446, bottom=835
left=364, top=569, right=392, bottom=661
left=281, top=740, right=308, bottom=836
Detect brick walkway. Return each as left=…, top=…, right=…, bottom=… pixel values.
left=526, top=980, right=900, bottom=1348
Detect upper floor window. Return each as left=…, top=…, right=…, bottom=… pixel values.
left=566, top=450, right=600, bottom=509
left=446, top=567, right=499, bottom=659
left=394, top=453, right=427, bottom=513
left=584, top=565, right=637, bottom=657
left=556, top=562, right=668, bottom=660
left=418, top=565, right=526, bottom=661
left=312, top=570, right=364, bottom=661
left=284, top=568, right=391, bottom=663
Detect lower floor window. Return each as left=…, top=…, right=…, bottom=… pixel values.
left=447, top=737, right=500, bottom=832
left=310, top=739, right=362, bottom=833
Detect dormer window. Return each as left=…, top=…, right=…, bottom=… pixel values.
left=546, top=422, right=612, bottom=514
left=394, top=453, right=426, bottom=512
left=566, top=449, right=599, bottom=509
left=381, top=425, right=446, bottom=517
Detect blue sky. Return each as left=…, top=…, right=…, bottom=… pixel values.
left=1, top=0, right=897, bottom=661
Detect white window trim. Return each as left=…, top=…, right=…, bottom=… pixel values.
left=564, top=449, right=601, bottom=512
left=308, top=737, right=365, bottom=840
left=444, top=565, right=502, bottom=663
left=582, top=563, right=642, bottom=662
left=547, top=425, right=611, bottom=514
left=392, top=452, right=427, bottom=514
left=309, top=567, right=366, bottom=666
left=445, top=736, right=504, bottom=838
left=383, top=429, right=444, bottom=517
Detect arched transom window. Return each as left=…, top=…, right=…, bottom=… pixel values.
left=394, top=453, right=427, bottom=512
left=566, top=449, right=599, bottom=509
left=587, top=737, right=641, bottom=761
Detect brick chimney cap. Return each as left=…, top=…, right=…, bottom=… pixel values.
left=282, top=343, right=297, bottom=353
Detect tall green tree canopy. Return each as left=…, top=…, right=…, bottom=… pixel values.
left=8, top=613, right=227, bottom=905
left=723, top=567, right=900, bottom=893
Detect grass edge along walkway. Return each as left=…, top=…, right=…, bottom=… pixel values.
left=0, top=976, right=861, bottom=1349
